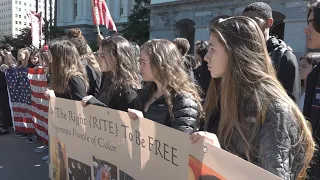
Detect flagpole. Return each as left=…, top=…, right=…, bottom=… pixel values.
left=96, top=24, right=101, bottom=35
left=91, top=0, right=101, bottom=35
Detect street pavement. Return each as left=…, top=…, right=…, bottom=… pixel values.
left=0, top=130, right=49, bottom=180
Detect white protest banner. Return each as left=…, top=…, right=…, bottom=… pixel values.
left=48, top=97, right=281, bottom=180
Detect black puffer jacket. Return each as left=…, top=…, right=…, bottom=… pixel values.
left=134, top=89, right=199, bottom=134
left=207, top=100, right=306, bottom=179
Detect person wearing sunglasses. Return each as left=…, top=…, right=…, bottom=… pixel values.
left=81, top=36, right=140, bottom=112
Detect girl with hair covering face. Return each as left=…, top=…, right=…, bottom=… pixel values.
left=45, top=38, right=89, bottom=101
left=189, top=17, right=315, bottom=179
left=69, top=37, right=102, bottom=96
left=81, top=36, right=140, bottom=112
left=127, top=39, right=203, bottom=134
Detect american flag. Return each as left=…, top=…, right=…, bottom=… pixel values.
left=28, top=68, right=49, bottom=143
left=6, top=67, right=49, bottom=143
left=6, top=68, right=33, bottom=132
left=92, top=0, right=117, bottom=32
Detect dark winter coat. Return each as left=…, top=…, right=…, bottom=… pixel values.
left=87, top=84, right=137, bottom=112
left=303, top=62, right=320, bottom=179
left=82, top=59, right=101, bottom=96
left=54, top=75, right=87, bottom=101
left=134, top=89, right=199, bottom=134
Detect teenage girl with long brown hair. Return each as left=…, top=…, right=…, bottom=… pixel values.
left=128, top=39, right=203, bottom=133
left=82, top=36, right=140, bottom=111
left=45, top=38, right=89, bottom=101
left=190, top=17, right=315, bottom=179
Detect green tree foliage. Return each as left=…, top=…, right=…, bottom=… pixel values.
left=16, top=27, right=32, bottom=48
left=48, top=26, right=65, bottom=40
left=0, top=24, right=64, bottom=51
left=44, top=18, right=65, bottom=41
left=0, top=36, right=14, bottom=46
left=122, top=0, right=151, bottom=45
left=9, top=27, right=32, bottom=49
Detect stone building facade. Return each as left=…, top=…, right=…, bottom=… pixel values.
left=56, top=0, right=134, bottom=46
left=149, top=0, right=308, bottom=57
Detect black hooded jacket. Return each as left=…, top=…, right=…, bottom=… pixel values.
left=266, top=37, right=300, bottom=103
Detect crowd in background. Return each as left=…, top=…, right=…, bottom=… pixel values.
left=0, top=1, right=320, bottom=180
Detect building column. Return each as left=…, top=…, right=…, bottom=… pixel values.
left=128, top=0, right=134, bottom=12
left=194, top=26, right=209, bottom=42
left=56, top=0, right=60, bottom=22
left=122, top=0, right=129, bottom=17
left=76, top=0, right=83, bottom=19
left=113, top=1, right=120, bottom=21
left=106, top=0, right=111, bottom=7
left=283, top=18, right=307, bottom=58
left=58, top=0, right=66, bottom=25
left=83, top=0, right=92, bottom=21
left=68, top=0, right=74, bottom=23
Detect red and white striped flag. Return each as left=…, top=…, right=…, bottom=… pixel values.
left=92, top=0, right=117, bottom=32
left=28, top=68, right=49, bottom=143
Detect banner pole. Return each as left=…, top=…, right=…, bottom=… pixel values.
left=91, top=0, right=101, bottom=35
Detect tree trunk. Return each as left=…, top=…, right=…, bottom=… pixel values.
left=35, top=0, right=38, bottom=13
left=49, top=0, right=52, bottom=29
left=54, top=0, right=58, bottom=26
left=44, top=0, right=47, bottom=44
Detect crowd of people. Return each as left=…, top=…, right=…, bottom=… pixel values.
left=0, top=1, right=320, bottom=180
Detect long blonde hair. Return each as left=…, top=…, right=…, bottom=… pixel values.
left=17, top=48, right=30, bottom=68
left=49, top=38, right=89, bottom=93
left=141, top=39, right=204, bottom=121
left=205, top=16, right=314, bottom=179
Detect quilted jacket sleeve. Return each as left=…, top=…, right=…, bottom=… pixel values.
left=170, top=94, right=199, bottom=134
left=257, top=102, right=302, bottom=180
